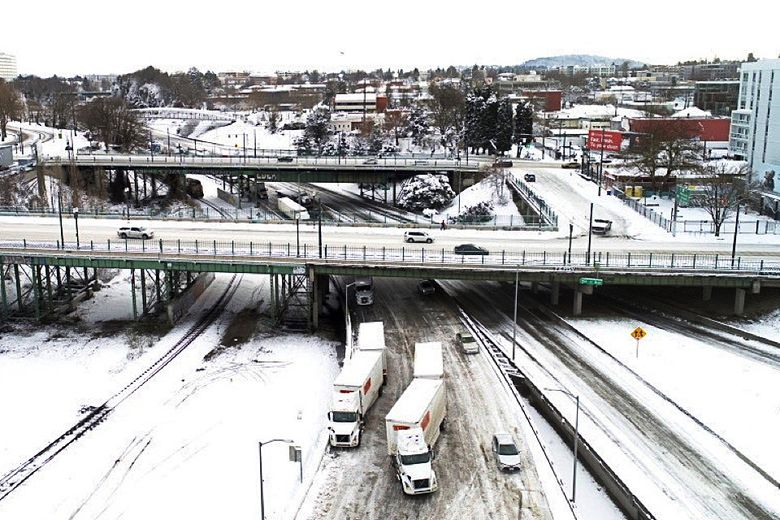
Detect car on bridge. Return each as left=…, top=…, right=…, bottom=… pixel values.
left=561, top=161, right=581, bottom=169
left=523, top=173, right=536, bottom=182
left=454, top=244, right=489, bottom=256
left=277, top=156, right=294, bottom=163
left=404, top=230, right=433, bottom=244
left=494, top=159, right=513, bottom=168
left=117, top=226, right=154, bottom=240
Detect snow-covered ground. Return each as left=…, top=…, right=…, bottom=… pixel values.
left=440, top=176, right=522, bottom=221
left=0, top=271, right=340, bottom=520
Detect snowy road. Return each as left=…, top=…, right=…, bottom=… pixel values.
left=443, top=280, right=780, bottom=519
left=298, top=277, right=557, bottom=520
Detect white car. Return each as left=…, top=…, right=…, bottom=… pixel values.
left=404, top=230, right=433, bottom=243
left=117, top=226, right=154, bottom=240
left=492, top=433, right=521, bottom=472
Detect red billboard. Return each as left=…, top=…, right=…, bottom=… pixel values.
left=588, top=129, right=623, bottom=152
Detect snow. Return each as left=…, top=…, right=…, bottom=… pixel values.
left=551, top=104, right=646, bottom=120
left=385, top=378, right=443, bottom=424
left=334, top=350, right=382, bottom=388
left=569, top=316, right=780, bottom=482
left=356, top=321, right=385, bottom=350
left=0, top=272, right=340, bottom=520
left=440, top=176, right=522, bottom=221
left=671, top=107, right=713, bottom=118
left=412, top=341, right=443, bottom=380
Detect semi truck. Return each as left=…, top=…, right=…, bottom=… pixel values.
left=413, top=342, right=443, bottom=380
left=356, top=321, right=387, bottom=377
left=385, top=378, right=447, bottom=495
left=327, top=350, right=385, bottom=448
left=277, top=196, right=310, bottom=220
left=353, top=277, right=374, bottom=306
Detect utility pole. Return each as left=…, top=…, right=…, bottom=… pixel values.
left=731, top=201, right=741, bottom=267
left=586, top=203, right=594, bottom=264
left=598, top=127, right=605, bottom=196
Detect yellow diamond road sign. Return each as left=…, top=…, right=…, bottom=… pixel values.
left=631, top=327, right=647, bottom=340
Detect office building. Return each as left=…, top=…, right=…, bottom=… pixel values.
left=0, top=53, right=17, bottom=81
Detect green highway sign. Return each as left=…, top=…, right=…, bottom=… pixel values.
left=579, top=277, right=604, bottom=286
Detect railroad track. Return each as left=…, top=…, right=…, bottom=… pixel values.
left=0, top=274, right=242, bottom=501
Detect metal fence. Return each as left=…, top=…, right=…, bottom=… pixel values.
left=623, top=197, right=780, bottom=235
left=508, top=177, right=559, bottom=228
left=2, top=240, right=777, bottom=274
left=0, top=205, right=550, bottom=230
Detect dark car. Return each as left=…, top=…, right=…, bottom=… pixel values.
left=454, top=244, right=489, bottom=256
left=561, top=161, right=580, bottom=169
left=494, top=159, right=513, bottom=167
left=523, top=173, right=536, bottom=182
left=277, top=156, right=294, bottom=163
left=417, top=280, right=436, bottom=296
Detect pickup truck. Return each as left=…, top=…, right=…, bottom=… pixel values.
left=591, top=219, right=613, bottom=235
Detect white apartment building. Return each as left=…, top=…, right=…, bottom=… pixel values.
left=0, top=53, right=17, bottom=81
left=730, top=59, right=780, bottom=189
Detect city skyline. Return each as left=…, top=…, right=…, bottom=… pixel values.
left=3, top=0, right=779, bottom=77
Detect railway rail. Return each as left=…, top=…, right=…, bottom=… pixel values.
left=0, top=274, right=242, bottom=501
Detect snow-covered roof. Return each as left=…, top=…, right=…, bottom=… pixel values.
left=551, top=104, right=646, bottom=120
left=672, top=107, right=713, bottom=118
left=413, top=342, right=443, bottom=380
left=386, top=379, right=444, bottom=423
left=334, top=350, right=383, bottom=388
left=357, top=321, right=385, bottom=350
left=335, top=93, right=377, bottom=103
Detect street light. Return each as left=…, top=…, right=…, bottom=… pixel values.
left=125, top=187, right=132, bottom=220
left=73, top=207, right=80, bottom=249
left=586, top=203, right=594, bottom=265
left=57, top=183, right=65, bottom=249
left=731, top=201, right=741, bottom=267
left=567, top=221, right=574, bottom=264
left=545, top=388, right=580, bottom=503
left=258, top=438, right=294, bottom=520
left=295, top=212, right=301, bottom=257
left=511, top=266, right=519, bottom=360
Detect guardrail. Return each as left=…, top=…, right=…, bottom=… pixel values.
left=0, top=205, right=550, bottom=230
left=2, top=240, right=777, bottom=274
left=41, top=154, right=478, bottom=170
left=507, top=177, right=559, bottom=228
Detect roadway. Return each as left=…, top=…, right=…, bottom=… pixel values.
left=2, top=215, right=780, bottom=259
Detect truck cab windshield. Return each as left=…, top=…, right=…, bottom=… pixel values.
left=331, top=411, right=358, bottom=423
left=399, top=452, right=431, bottom=465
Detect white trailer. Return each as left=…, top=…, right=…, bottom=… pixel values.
left=413, top=342, right=443, bottom=380
left=277, top=196, right=310, bottom=220
left=356, top=321, right=387, bottom=376
left=328, top=350, right=385, bottom=447
left=385, top=378, right=446, bottom=495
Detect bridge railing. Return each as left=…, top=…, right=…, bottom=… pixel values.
left=2, top=240, right=777, bottom=274
left=0, top=205, right=553, bottom=230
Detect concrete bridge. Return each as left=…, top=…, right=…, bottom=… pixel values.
left=1, top=242, right=777, bottom=327
left=42, top=155, right=480, bottom=184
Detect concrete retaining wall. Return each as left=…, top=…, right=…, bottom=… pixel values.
left=217, top=187, right=238, bottom=207
left=167, top=272, right=215, bottom=324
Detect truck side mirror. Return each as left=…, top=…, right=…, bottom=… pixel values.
left=431, top=449, right=436, bottom=460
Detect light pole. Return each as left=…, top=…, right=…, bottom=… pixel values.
left=586, top=203, right=594, bottom=265
left=73, top=207, right=80, bottom=249
left=545, top=388, right=580, bottom=503
left=258, top=438, right=294, bottom=520
left=511, top=266, right=519, bottom=360
left=597, top=127, right=605, bottom=196
left=125, top=187, right=131, bottom=220
left=317, top=197, right=323, bottom=258
left=295, top=212, right=301, bottom=257
left=57, top=184, right=65, bottom=248
left=731, top=201, right=741, bottom=267
left=567, top=221, right=574, bottom=264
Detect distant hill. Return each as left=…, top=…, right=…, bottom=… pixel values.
left=521, top=55, right=645, bottom=69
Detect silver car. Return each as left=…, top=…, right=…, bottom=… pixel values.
left=492, top=433, right=521, bottom=472
left=117, top=226, right=154, bottom=240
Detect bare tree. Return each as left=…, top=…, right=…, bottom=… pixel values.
left=0, top=80, right=23, bottom=141
left=697, top=163, right=752, bottom=237
left=383, top=110, right=408, bottom=146
left=78, top=97, right=144, bottom=152
left=628, top=119, right=703, bottom=188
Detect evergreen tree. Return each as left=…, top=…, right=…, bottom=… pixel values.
left=514, top=101, right=534, bottom=156
left=495, top=98, right=514, bottom=155
left=406, top=106, right=430, bottom=147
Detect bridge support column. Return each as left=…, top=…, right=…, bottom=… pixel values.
left=130, top=269, right=138, bottom=320
left=530, top=282, right=538, bottom=294
left=14, top=264, right=23, bottom=312
left=752, top=280, right=761, bottom=294
left=702, top=286, right=712, bottom=301
left=32, top=265, right=41, bottom=320
left=573, top=287, right=583, bottom=316
left=551, top=281, right=560, bottom=306
left=1, top=262, right=8, bottom=319
left=734, top=288, right=746, bottom=317
left=269, top=274, right=277, bottom=321
left=140, top=270, right=147, bottom=313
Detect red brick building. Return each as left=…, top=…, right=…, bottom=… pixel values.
left=629, top=117, right=731, bottom=142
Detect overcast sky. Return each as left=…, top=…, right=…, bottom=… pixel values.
left=3, top=0, right=778, bottom=77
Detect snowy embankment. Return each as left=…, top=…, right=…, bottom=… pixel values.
left=439, top=177, right=522, bottom=222
left=0, top=272, right=340, bottom=520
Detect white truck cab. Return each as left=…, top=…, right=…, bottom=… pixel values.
left=327, top=350, right=384, bottom=448
left=328, top=392, right=363, bottom=447
left=394, top=427, right=438, bottom=494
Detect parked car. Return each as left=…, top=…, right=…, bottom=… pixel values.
left=454, top=244, right=489, bottom=255
left=492, top=432, right=521, bottom=472
left=117, top=226, right=154, bottom=240
left=561, top=161, right=580, bottom=169
left=417, top=280, right=436, bottom=296
left=404, top=230, right=433, bottom=243
left=277, top=156, right=294, bottom=163
left=494, top=159, right=513, bottom=167
left=456, top=331, right=479, bottom=354
left=591, top=219, right=613, bottom=235
left=413, top=160, right=429, bottom=165
left=523, top=173, right=536, bottom=182
left=363, top=158, right=379, bottom=165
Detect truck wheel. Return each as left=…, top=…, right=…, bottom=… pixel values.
left=440, top=418, right=446, bottom=432
left=378, top=385, right=384, bottom=397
